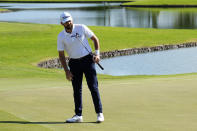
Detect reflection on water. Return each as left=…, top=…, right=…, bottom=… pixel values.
left=1, top=3, right=197, bottom=28
left=96, top=47, right=197, bottom=76
left=127, top=8, right=197, bottom=29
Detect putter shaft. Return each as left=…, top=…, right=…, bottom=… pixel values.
left=76, top=33, right=104, bottom=70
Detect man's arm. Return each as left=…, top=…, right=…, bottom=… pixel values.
left=90, top=35, right=100, bottom=63
left=59, top=51, right=73, bottom=81
left=91, top=35, right=99, bottom=50
left=59, top=51, right=69, bottom=71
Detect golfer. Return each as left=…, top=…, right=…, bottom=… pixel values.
left=57, top=12, right=104, bottom=123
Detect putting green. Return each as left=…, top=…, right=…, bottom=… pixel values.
left=0, top=109, right=51, bottom=131
left=0, top=75, right=197, bottom=131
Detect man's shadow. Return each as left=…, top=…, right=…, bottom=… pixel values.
left=0, top=121, right=98, bottom=124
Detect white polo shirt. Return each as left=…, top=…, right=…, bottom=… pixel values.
left=57, top=24, right=94, bottom=59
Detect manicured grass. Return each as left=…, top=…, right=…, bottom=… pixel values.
left=1, top=75, right=197, bottom=131
left=0, top=8, right=7, bottom=11
left=0, top=0, right=126, bottom=2
left=1, top=22, right=197, bottom=78
left=1, top=0, right=197, bottom=6
left=123, top=0, right=197, bottom=6
left=128, top=7, right=197, bottom=12
left=0, top=8, right=9, bottom=12
left=0, top=110, right=51, bottom=131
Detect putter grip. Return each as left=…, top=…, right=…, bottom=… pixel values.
left=97, top=63, right=104, bottom=70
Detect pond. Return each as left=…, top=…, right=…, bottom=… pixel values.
left=96, top=47, right=197, bottom=76
left=1, top=3, right=197, bottom=28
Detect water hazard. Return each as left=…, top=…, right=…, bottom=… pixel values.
left=1, top=3, right=197, bottom=28
left=96, top=47, right=197, bottom=76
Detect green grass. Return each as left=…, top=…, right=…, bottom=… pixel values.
left=127, top=7, right=197, bottom=12
left=0, top=110, right=51, bottom=131
left=1, top=22, right=197, bottom=78
left=1, top=75, right=197, bottom=131
left=0, top=8, right=6, bottom=11
left=123, top=0, right=197, bottom=6
left=0, top=0, right=126, bottom=2
left=1, top=22, right=197, bottom=130
left=0, top=8, right=9, bottom=12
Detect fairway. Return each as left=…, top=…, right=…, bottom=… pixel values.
left=0, top=75, right=197, bottom=131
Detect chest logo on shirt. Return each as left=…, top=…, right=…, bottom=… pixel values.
left=71, top=33, right=81, bottom=38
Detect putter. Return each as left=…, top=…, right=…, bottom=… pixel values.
left=76, top=33, right=104, bottom=70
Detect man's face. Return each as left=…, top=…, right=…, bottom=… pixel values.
left=62, top=20, right=73, bottom=31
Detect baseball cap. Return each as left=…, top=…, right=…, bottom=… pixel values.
left=60, top=12, right=73, bottom=24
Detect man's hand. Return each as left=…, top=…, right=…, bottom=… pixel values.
left=93, top=55, right=100, bottom=63
left=65, top=70, right=73, bottom=81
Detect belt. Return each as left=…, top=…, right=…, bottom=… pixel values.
left=70, top=54, right=92, bottom=61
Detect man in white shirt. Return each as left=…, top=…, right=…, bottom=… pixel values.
left=57, top=12, right=104, bottom=123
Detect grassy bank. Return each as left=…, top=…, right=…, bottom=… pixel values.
left=0, top=8, right=7, bottom=11
left=2, top=0, right=197, bottom=6
left=0, top=0, right=126, bottom=2
left=1, top=22, right=197, bottom=78
left=123, top=0, right=197, bottom=6
left=0, top=8, right=10, bottom=12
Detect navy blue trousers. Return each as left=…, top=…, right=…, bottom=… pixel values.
left=68, top=54, right=103, bottom=116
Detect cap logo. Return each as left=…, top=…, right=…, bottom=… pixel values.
left=62, top=16, right=70, bottom=19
